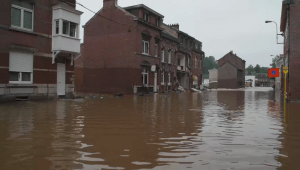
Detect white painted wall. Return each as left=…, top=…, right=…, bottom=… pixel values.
left=209, top=69, right=218, bottom=82
left=245, top=76, right=256, bottom=87
left=52, top=35, right=81, bottom=53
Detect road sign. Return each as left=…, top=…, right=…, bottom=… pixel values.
left=283, top=67, right=289, bottom=74
left=268, top=68, right=279, bottom=78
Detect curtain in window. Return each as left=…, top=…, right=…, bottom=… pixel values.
left=23, top=11, right=32, bottom=29
left=63, top=21, right=69, bottom=35
left=11, top=7, right=21, bottom=27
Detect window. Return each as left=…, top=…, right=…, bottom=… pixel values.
left=155, top=44, right=158, bottom=57
left=156, top=18, right=159, bottom=26
left=142, top=40, right=149, bottom=54
left=9, top=51, right=33, bottom=84
left=62, top=20, right=77, bottom=37
left=190, top=41, right=192, bottom=47
left=168, top=73, right=171, bottom=84
left=143, top=12, right=149, bottom=22
left=161, top=49, right=164, bottom=62
left=199, top=60, right=202, bottom=69
left=161, top=71, right=165, bottom=84
left=11, top=0, right=34, bottom=30
left=195, top=58, right=198, bottom=68
left=181, top=37, right=183, bottom=44
left=168, top=50, right=171, bottom=63
left=55, top=20, right=59, bottom=34
left=142, top=68, right=149, bottom=85
left=178, top=58, right=180, bottom=66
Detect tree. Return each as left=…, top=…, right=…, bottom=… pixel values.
left=203, top=56, right=218, bottom=74
left=246, top=65, right=255, bottom=75
left=259, top=67, right=269, bottom=74
left=255, top=64, right=261, bottom=73
left=270, top=55, right=280, bottom=68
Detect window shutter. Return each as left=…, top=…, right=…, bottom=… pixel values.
left=11, top=7, right=21, bottom=27
left=23, top=11, right=33, bottom=29
left=9, top=52, right=33, bottom=72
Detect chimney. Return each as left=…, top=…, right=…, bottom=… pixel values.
left=171, top=24, right=179, bottom=30
left=103, top=0, right=118, bottom=8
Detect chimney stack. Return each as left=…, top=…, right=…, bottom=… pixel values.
left=170, top=23, right=179, bottom=30
left=103, top=0, right=118, bottom=8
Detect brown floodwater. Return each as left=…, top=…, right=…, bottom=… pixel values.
left=0, top=87, right=300, bottom=170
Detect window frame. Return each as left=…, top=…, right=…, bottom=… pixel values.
left=143, top=12, right=150, bottom=22
left=155, top=43, right=158, bottom=57
left=142, top=40, right=149, bottom=55
left=11, top=4, right=34, bottom=31
left=9, top=71, right=33, bottom=84
left=161, top=71, right=165, bottom=84
left=142, top=68, right=149, bottom=85
left=62, top=20, right=78, bottom=38
left=161, top=49, right=164, bottom=62
left=195, top=58, right=198, bottom=68
left=168, top=73, right=171, bottom=84
left=168, top=50, right=171, bottom=64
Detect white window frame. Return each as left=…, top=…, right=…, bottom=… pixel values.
left=161, top=50, right=164, bottom=62
left=195, top=58, right=198, bottom=68
left=11, top=4, right=34, bottom=31
left=168, top=50, right=171, bottom=64
left=142, top=68, right=149, bottom=85
left=161, top=71, right=165, bottom=84
left=168, top=73, right=171, bottom=85
left=143, top=12, right=149, bottom=22
left=9, top=52, right=33, bottom=84
left=155, top=44, right=158, bottom=57
left=142, top=40, right=149, bottom=55
left=62, top=20, right=78, bottom=38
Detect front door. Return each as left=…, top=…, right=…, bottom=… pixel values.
left=154, top=72, right=157, bottom=92
left=57, top=63, right=66, bottom=96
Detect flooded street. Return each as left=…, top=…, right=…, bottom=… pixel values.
left=0, top=87, right=300, bottom=170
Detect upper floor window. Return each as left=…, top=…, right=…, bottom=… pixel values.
left=161, top=49, right=164, bottom=62
left=11, top=0, right=34, bottom=31
left=190, top=41, right=192, bottom=47
left=168, top=50, right=171, bottom=63
left=143, top=12, right=149, bottom=22
left=181, top=37, right=183, bottom=44
left=195, top=58, right=198, bottom=68
left=62, top=20, right=77, bottom=37
left=156, top=18, right=159, bottom=26
left=155, top=43, right=158, bottom=57
left=142, top=40, right=149, bottom=54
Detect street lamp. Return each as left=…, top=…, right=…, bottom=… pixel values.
left=265, top=20, right=284, bottom=44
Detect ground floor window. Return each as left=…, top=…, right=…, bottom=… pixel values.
left=9, top=51, right=33, bottom=84
left=142, top=68, right=149, bottom=86
left=168, top=72, right=171, bottom=84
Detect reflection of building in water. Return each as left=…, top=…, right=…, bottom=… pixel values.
left=217, top=91, right=245, bottom=111
left=81, top=93, right=204, bottom=169
left=277, top=102, right=300, bottom=170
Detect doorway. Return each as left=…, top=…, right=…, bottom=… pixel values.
left=57, top=63, right=66, bottom=96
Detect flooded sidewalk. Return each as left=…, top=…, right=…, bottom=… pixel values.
left=0, top=87, right=299, bottom=170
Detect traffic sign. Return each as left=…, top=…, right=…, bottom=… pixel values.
left=283, top=67, right=289, bottom=74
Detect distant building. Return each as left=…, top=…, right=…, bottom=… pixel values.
left=255, top=73, right=270, bottom=87
left=208, top=69, right=218, bottom=88
left=280, top=0, right=300, bottom=101
left=245, top=76, right=255, bottom=87
left=217, top=51, right=246, bottom=89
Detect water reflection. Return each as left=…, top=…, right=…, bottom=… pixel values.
left=0, top=88, right=300, bottom=170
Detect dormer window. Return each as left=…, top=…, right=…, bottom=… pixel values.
left=11, top=0, right=34, bottom=31
left=143, top=12, right=149, bottom=22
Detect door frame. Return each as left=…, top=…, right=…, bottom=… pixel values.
left=57, top=63, right=66, bottom=96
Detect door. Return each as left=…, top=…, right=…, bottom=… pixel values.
left=154, top=72, right=157, bottom=92
left=57, top=63, right=66, bottom=96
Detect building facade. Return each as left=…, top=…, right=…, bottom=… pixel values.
left=75, top=0, right=204, bottom=94
left=217, top=51, right=246, bottom=89
left=280, top=0, right=300, bottom=101
left=0, top=0, right=82, bottom=102
left=255, top=73, right=270, bottom=87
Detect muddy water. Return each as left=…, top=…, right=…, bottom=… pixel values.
left=0, top=87, right=299, bottom=170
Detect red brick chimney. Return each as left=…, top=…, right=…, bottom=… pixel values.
left=171, top=24, right=179, bottom=30
left=103, top=0, right=118, bottom=8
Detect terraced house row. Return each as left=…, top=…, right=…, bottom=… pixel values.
left=75, top=0, right=205, bottom=94
left=0, top=0, right=83, bottom=102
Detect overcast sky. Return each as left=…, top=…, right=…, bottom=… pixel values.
left=76, top=0, right=284, bottom=67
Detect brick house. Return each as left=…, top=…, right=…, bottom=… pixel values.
left=76, top=0, right=204, bottom=94
left=217, top=51, right=246, bottom=89
left=0, top=0, right=83, bottom=102
left=280, top=0, right=300, bottom=101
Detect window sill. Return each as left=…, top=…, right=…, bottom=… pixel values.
left=6, top=84, right=37, bottom=88
left=161, top=62, right=166, bottom=64
left=9, top=27, right=36, bottom=35
left=53, top=34, right=80, bottom=40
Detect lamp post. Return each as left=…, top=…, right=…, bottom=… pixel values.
left=265, top=20, right=284, bottom=44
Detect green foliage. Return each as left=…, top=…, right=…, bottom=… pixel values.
left=246, top=64, right=269, bottom=75
left=270, top=55, right=280, bottom=68
left=255, top=64, right=261, bottom=73
left=203, top=56, right=218, bottom=74
left=246, top=65, right=255, bottom=75
left=259, top=67, right=269, bottom=74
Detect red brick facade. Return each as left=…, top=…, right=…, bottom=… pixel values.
left=0, top=0, right=78, bottom=100
left=280, top=0, right=300, bottom=101
left=76, top=0, right=204, bottom=94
